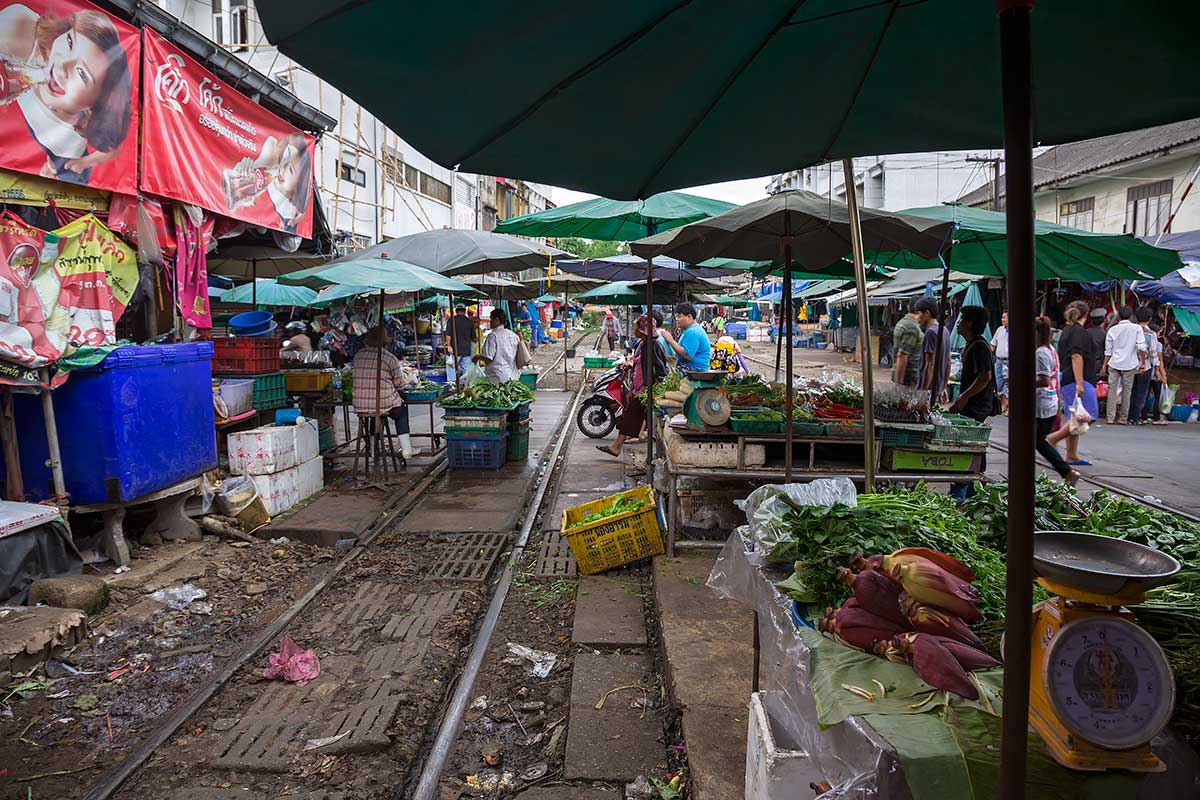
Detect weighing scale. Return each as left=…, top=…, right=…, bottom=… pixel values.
left=1029, top=531, right=1181, bottom=772
left=682, top=370, right=731, bottom=428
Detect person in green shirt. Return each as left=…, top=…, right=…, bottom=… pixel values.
left=713, top=313, right=726, bottom=335
left=892, top=303, right=926, bottom=386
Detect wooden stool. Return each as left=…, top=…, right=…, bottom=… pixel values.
left=350, top=413, right=405, bottom=483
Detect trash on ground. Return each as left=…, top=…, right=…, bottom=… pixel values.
left=625, top=775, right=656, bottom=798
left=505, top=643, right=556, bottom=678
left=148, top=584, right=207, bottom=609
left=304, top=730, right=351, bottom=751
left=71, top=694, right=100, bottom=711
left=519, top=762, right=548, bottom=781
left=262, top=637, right=321, bottom=685
left=187, top=601, right=213, bottom=615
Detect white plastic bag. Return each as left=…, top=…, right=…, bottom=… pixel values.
left=1161, top=383, right=1179, bottom=415
left=1067, top=396, right=1092, bottom=436
left=464, top=360, right=486, bottom=384
left=735, top=478, right=859, bottom=555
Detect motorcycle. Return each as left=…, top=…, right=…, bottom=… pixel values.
left=576, top=353, right=627, bottom=438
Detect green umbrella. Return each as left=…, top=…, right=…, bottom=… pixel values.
left=535, top=293, right=562, bottom=303
left=709, top=295, right=751, bottom=308
left=576, top=280, right=693, bottom=306
left=867, top=204, right=1183, bottom=281
left=220, top=279, right=317, bottom=307
left=279, top=257, right=475, bottom=294
left=495, top=192, right=734, bottom=241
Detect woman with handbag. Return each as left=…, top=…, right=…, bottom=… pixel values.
left=1048, top=300, right=1098, bottom=465
left=1034, top=316, right=1081, bottom=486
left=596, top=312, right=668, bottom=460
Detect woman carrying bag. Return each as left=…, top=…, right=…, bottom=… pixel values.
left=1034, top=316, right=1081, bottom=486
left=596, top=312, right=668, bottom=460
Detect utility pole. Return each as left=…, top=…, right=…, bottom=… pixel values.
left=966, top=156, right=1003, bottom=210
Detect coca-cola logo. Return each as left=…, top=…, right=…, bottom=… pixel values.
left=8, top=244, right=37, bottom=288
left=199, top=76, right=224, bottom=114
left=154, top=53, right=190, bottom=114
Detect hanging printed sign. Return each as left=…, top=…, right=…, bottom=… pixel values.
left=140, top=29, right=315, bottom=238
left=0, top=0, right=139, bottom=194
left=0, top=210, right=135, bottom=374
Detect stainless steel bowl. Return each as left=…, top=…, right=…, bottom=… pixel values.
left=1033, top=531, right=1181, bottom=595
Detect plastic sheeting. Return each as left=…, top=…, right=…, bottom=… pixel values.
left=0, top=521, right=82, bottom=604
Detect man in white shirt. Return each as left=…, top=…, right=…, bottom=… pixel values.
left=1101, top=305, right=1147, bottom=424
left=990, top=311, right=1009, bottom=414
left=473, top=308, right=521, bottom=383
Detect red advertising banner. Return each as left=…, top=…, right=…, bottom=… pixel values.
left=140, top=29, right=314, bottom=238
left=0, top=0, right=140, bottom=194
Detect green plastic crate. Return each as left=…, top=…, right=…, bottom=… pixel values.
left=879, top=424, right=934, bottom=448
left=518, top=372, right=538, bottom=390
left=216, top=371, right=287, bottom=411
left=583, top=356, right=614, bottom=369
left=728, top=408, right=783, bottom=434
left=931, top=414, right=991, bottom=444
left=506, top=428, right=530, bottom=462
left=318, top=425, right=335, bottom=452
left=788, top=419, right=826, bottom=436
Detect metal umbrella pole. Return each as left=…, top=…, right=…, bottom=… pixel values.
left=998, top=1, right=1037, bottom=797
left=644, top=225, right=657, bottom=488
left=562, top=288, right=569, bottom=386
left=782, top=236, right=794, bottom=480
left=842, top=159, right=877, bottom=491
left=773, top=293, right=784, bottom=381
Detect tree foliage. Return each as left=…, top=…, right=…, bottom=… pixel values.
left=554, top=237, right=628, bottom=260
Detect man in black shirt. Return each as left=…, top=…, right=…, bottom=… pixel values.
left=1050, top=300, right=1099, bottom=466
left=948, top=305, right=994, bottom=503
left=1087, top=307, right=1107, bottom=366
left=448, top=305, right=478, bottom=380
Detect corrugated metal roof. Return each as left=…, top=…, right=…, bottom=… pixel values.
left=959, top=118, right=1200, bottom=206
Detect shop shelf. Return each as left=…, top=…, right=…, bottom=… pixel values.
left=506, top=429, right=530, bottom=462
left=213, top=336, right=279, bottom=375
left=447, top=433, right=508, bottom=469
left=562, top=485, right=664, bottom=575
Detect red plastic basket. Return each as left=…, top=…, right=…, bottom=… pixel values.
left=213, top=337, right=280, bottom=375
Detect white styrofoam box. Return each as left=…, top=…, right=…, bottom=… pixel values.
left=228, top=421, right=319, bottom=476
left=663, top=426, right=766, bottom=468
left=746, top=692, right=818, bottom=800
left=0, top=501, right=62, bottom=539
left=214, top=379, right=254, bottom=418
left=247, top=456, right=324, bottom=517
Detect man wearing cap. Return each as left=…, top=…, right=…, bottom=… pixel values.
left=1087, top=307, right=1108, bottom=368
left=602, top=310, right=622, bottom=352
left=448, top=305, right=478, bottom=380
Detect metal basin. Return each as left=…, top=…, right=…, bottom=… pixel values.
left=684, top=370, right=727, bottom=383
left=1033, top=531, right=1181, bottom=595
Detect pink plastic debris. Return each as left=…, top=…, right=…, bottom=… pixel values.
left=262, top=637, right=320, bottom=686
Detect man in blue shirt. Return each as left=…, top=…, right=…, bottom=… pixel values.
left=660, top=302, right=711, bottom=372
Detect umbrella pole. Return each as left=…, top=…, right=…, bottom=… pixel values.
left=450, top=293, right=461, bottom=391
left=998, top=4, right=1036, bottom=798
left=773, top=298, right=783, bottom=381
left=842, top=159, right=876, bottom=492
left=252, top=260, right=257, bottom=307
left=783, top=246, right=794, bottom=481
left=931, top=259, right=951, bottom=402
left=376, top=290, right=385, bottom=469
left=562, top=289, right=568, bottom=387
left=645, top=240, right=656, bottom=491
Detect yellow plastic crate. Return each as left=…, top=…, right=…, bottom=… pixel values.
left=284, top=370, right=332, bottom=393
left=561, top=485, right=663, bottom=575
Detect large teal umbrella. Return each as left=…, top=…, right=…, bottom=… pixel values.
left=949, top=281, right=991, bottom=349
left=868, top=204, right=1184, bottom=281
left=220, top=279, right=317, bottom=307
left=279, top=257, right=475, bottom=294
left=495, top=192, right=734, bottom=241
left=575, top=280, right=695, bottom=306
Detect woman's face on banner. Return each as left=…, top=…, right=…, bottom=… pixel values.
left=275, top=143, right=303, bottom=201
left=41, top=28, right=108, bottom=117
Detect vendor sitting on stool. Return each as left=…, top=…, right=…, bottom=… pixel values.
left=351, top=325, right=416, bottom=459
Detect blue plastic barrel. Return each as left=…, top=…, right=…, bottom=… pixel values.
left=7, top=343, right=217, bottom=503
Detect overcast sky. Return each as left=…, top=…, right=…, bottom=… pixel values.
left=549, top=176, right=772, bottom=209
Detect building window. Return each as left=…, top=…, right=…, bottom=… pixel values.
left=381, top=146, right=403, bottom=187
left=1060, top=197, right=1094, bottom=231
left=212, top=0, right=248, bottom=51
left=1126, top=179, right=1173, bottom=237
left=380, top=146, right=451, bottom=205
left=420, top=173, right=452, bottom=205
left=339, top=160, right=366, bottom=187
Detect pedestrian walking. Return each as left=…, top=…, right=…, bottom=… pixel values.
left=1034, top=316, right=1080, bottom=485
left=602, top=311, right=622, bottom=352
left=891, top=302, right=925, bottom=387
left=1149, top=324, right=1170, bottom=425
left=948, top=305, right=996, bottom=502
left=448, top=304, right=478, bottom=380
left=1049, top=300, right=1099, bottom=465
left=473, top=309, right=521, bottom=383
left=991, top=311, right=1010, bottom=414
left=1101, top=305, right=1147, bottom=424
left=916, top=298, right=950, bottom=403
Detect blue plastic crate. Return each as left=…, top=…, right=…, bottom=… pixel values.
left=7, top=343, right=217, bottom=503
left=447, top=433, right=508, bottom=470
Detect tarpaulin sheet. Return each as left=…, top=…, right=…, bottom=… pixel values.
left=0, top=520, right=81, bottom=604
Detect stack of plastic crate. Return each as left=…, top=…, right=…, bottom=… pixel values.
left=212, top=337, right=285, bottom=412
left=442, top=408, right=509, bottom=469
left=505, top=400, right=532, bottom=462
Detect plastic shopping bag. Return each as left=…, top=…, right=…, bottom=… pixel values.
left=464, top=360, right=486, bottom=384
left=1161, top=383, right=1180, bottom=415
left=1067, top=396, right=1092, bottom=436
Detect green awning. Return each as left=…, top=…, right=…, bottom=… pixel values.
left=496, top=192, right=734, bottom=241
left=1174, top=307, right=1200, bottom=336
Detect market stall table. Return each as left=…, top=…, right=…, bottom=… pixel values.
left=73, top=477, right=202, bottom=567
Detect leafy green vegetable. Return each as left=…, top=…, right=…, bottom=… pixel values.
left=567, top=492, right=649, bottom=529
left=439, top=379, right=532, bottom=408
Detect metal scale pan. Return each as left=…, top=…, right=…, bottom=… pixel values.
left=1033, top=531, right=1181, bottom=597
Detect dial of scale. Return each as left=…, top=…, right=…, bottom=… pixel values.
left=1045, top=615, right=1174, bottom=751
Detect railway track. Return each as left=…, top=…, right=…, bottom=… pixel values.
left=76, top=385, right=585, bottom=800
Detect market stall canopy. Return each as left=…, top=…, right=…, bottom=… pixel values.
left=576, top=280, right=702, bottom=306
left=220, top=279, right=318, bottom=307
left=521, top=274, right=607, bottom=294
left=826, top=268, right=972, bottom=306
left=206, top=246, right=331, bottom=279
left=868, top=205, right=1185, bottom=281
left=315, top=228, right=576, bottom=276
left=495, top=192, right=734, bottom=240
left=556, top=253, right=751, bottom=282
left=632, top=191, right=953, bottom=267
left=1131, top=264, right=1200, bottom=308
left=706, top=295, right=751, bottom=308
left=535, top=293, right=562, bottom=302
left=1174, top=307, right=1200, bottom=336
left=250, top=4, right=1200, bottom=200
left=282, top=256, right=476, bottom=296
left=459, top=274, right=540, bottom=301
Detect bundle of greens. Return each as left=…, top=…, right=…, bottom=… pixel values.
left=567, top=492, right=649, bottom=529
left=732, top=409, right=784, bottom=421
left=439, top=379, right=532, bottom=408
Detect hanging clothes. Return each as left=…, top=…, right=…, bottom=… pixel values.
left=172, top=205, right=213, bottom=329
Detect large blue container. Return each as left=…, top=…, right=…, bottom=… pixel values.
left=8, top=343, right=217, bottom=504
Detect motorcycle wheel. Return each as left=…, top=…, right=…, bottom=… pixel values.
left=576, top=398, right=617, bottom=438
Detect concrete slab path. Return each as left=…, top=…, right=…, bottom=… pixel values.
left=564, top=652, right=663, bottom=782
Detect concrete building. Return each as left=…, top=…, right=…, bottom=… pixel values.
left=767, top=152, right=1001, bottom=212
left=149, top=0, right=552, bottom=254
left=958, top=119, right=1200, bottom=238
